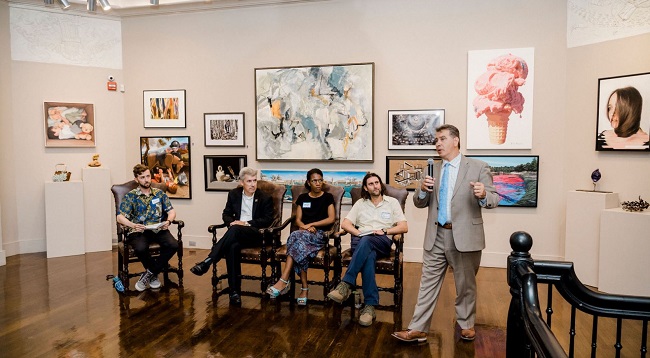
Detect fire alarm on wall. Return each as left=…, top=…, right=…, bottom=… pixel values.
left=107, top=75, right=117, bottom=91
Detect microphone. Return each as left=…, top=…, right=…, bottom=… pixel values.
left=427, top=158, right=434, bottom=190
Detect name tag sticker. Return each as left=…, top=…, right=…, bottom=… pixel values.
left=381, top=211, right=391, bottom=220
left=151, top=198, right=160, bottom=204
left=302, top=202, right=312, bottom=209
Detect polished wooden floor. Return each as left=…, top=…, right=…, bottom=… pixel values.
left=0, top=249, right=646, bottom=357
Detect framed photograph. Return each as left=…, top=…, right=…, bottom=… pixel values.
left=260, top=169, right=366, bottom=205
left=143, top=90, right=186, bottom=128
left=255, top=62, right=374, bottom=162
left=467, top=155, right=539, bottom=207
left=44, top=102, right=96, bottom=148
left=204, top=155, right=247, bottom=191
left=204, top=112, right=245, bottom=147
left=386, top=156, right=435, bottom=191
left=595, top=72, right=650, bottom=151
left=388, top=109, right=444, bottom=150
left=140, top=136, right=191, bottom=199
left=466, top=47, right=535, bottom=149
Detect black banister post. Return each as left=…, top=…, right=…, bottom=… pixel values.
left=506, top=231, right=535, bottom=358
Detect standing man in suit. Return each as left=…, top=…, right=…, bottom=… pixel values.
left=392, top=124, right=499, bottom=343
left=190, top=167, right=274, bottom=305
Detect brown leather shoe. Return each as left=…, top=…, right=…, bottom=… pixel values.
left=391, top=329, right=427, bottom=343
left=460, top=327, right=476, bottom=341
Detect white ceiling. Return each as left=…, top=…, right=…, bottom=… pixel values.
left=7, top=0, right=330, bottom=17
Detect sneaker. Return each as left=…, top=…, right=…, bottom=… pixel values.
left=327, top=282, right=351, bottom=304
left=135, top=270, right=153, bottom=292
left=359, top=305, right=376, bottom=327
left=149, top=274, right=161, bottom=289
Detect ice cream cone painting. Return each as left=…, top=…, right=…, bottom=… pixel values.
left=466, top=48, right=534, bottom=149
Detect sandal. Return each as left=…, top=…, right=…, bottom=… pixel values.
left=266, top=278, right=290, bottom=298
left=297, top=287, right=309, bottom=306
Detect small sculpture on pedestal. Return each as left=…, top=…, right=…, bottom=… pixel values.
left=621, top=196, right=649, bottom=212
left=590, top=169, right=601, bottom=191
left=88, top=154, right=101, bottom=167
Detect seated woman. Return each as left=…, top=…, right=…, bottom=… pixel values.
left=267, top=168, right=335, bottom=305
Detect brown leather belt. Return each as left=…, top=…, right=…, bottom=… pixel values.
left=437, top=222, right=452, bottom=229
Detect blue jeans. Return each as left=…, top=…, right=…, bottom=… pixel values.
left=342, top=234, right=391, bottom=306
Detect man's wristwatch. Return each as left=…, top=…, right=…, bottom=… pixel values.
left=382, top=228, right=388, bottom=235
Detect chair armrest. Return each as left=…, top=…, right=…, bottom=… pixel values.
left=266, top=215, right=296, bottom=235
left=208, top=223, right=228, bottom=234
left=391, top=233, right=404, bottom=246
left=171, top=219, right=184, bottom=229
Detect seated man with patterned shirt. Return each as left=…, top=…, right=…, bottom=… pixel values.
left=117, top=164, right=178, bottom=292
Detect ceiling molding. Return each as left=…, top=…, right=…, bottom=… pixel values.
left=5, top=0, right=331, bottom=18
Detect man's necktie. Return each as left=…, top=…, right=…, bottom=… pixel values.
left=437, top=163, right=450, bottom=225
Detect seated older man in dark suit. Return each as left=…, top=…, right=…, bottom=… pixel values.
left=190, top=167, right=274, bottom=305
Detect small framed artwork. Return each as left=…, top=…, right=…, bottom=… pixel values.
left=255, top=62, right=374, bottom=162
left=260, top=169, right=366, bottom=204
left=595, top=72, right=650, bottom=151
left=204, top=155, right=247, bottom=191
left=467, top=155, right=539, bottom=207
left=44, top=102, right=96, bottom=148
left=140, top=136, right=191, bottom=199
left=204, top=113, right=245, bottom=147
left=386, top=156, right=434, bottom=191
left=388, top=109, right=444, bottom=150
left=143, top=90, right=186, bottom=128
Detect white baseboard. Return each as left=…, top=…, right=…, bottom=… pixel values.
left=0, top=250, right=5, bottom=266
left=4, top=238, right=46, bottom=257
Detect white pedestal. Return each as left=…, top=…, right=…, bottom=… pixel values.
left=45, top=181, right=85, bottom=258
left=82, top=167, right=112, bottom=252
left=598, top=208, right=650, bottom=296
left=564, top=190, right=619, bottom=287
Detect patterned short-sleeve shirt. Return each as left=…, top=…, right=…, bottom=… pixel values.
left=119, top=187, right=173, bottom=233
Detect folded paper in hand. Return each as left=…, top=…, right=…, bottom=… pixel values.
left=145, top=222, right=165, bottom=230
left=358, top=230, right=374, bottom=237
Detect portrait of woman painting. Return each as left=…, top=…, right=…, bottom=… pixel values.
left=596, top=72, right=650, bottom=151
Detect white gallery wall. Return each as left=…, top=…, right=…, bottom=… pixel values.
left=1, top=0, right=649, bottom=268
left=1, top=0, right=12, bottom=265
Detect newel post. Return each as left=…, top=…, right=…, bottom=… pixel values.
left=506, top=231, right=535, bottom=358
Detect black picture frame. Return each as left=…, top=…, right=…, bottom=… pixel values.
left=143, top=90, right=187, bottom=128
left=467, top=155, right=539, bottom=207
left=204, top=112, right=245, bottom=147
left=388, top=109, right=444, bottom=150
left=204, top=155, right=247, bottom=192
left=386, top=155, right=435, bottom=191
left=140, top=136, right=191, bottom=199
left=595, top=72, right=650, bottom=151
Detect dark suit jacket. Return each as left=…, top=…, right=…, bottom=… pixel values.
left=414, top=155, right=499, bottom=252
left=222, top=187, right=274, bottom=229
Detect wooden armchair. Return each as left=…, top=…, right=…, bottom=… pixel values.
left=339, top=185, right=408, bottom=311
left=207, top=180, right=286, bottom=297
left=269, top=183, right=345, bottom=304
left=111, top=180, right=184, bottom=291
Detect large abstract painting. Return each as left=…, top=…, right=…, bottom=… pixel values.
left=260, top=169, right=366, bottom=204
left=255, top=63, right=374, bottom=162
left=468, top=155, right=539, bottom=207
